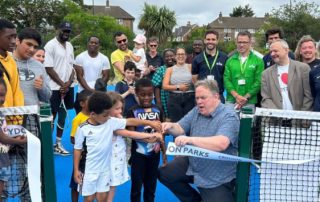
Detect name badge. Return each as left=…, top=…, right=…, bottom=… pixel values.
left=238, top=79, right=246, bottom=85
left=207, top=75, right=214, bottom=80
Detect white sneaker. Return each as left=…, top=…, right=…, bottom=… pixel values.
left=53, top=143, right=70, bottom=156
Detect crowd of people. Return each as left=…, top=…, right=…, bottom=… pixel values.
left=0, top=17, right=319, bottom=202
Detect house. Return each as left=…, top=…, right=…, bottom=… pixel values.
left=208, top=12, right=266, bottom=41
left=173, top=21, right=198, bottom=42
left=88, top=0, right=135, bottom=31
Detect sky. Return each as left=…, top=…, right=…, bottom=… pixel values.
left=83, top=0, right=316, bottom=33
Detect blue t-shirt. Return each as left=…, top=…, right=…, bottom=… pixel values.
left=128, top=104, right=164, bottom=156
left=115, top=80, right=137, bottom=117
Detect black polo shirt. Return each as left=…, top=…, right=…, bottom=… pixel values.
left=146, top=52, right=164, bottom=79
left=192, top=50, right=228, bottom=100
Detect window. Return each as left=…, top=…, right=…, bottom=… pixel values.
left=224, top=28, right=232, bottom=33
left=117, top=19, right=124, bottom=25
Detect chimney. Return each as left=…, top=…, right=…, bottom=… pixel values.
left=218, top=12, right=223, bottom=24
left=106, top=0, right=110, bottom=8
left=187, top=21, right=191, bottom=27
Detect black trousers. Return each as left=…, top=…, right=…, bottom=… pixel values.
left=158, top=157, right=235, bottom=202
left=167, top=92, right=195, bottom=122
left=130, top=151, right=160, bottom=202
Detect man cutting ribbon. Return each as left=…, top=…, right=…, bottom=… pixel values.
left=158, top=79, right=240, bottom=202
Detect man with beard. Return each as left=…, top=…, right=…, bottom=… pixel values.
left=0, top=19, right=24, bottom=107
left=44, top=22, right=75, bottom=155
left=74, top=36, right=110, bottom=112
left=111, top=32, right=132, bottom=83
left=192, top=30, right=228, bottom=103
left=261, top=39, right=313, bottom=111
left=186, top=39, right=203, bottom=64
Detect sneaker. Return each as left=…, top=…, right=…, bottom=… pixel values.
left=53, top=143, right=70, bottom=156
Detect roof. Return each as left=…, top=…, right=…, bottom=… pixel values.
left=90, top=6, right=135, bottom=20
left=173, top=24, right=197, bottom=37
left=209, top=17, right=265, bottom=29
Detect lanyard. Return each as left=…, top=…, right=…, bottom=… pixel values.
left=203, top=51, right=219, bottom=73
left=240, top=56, right=248, bottom=75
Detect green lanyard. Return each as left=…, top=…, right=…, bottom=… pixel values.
left=240, top=57, right=248, bottom=75
left=203, top=51, right=219, bottom=74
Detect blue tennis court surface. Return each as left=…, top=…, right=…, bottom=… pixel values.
left=53, top=85, right=177, bottom=201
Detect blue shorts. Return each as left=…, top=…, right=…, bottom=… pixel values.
left=0, top=166, right=10, bottom=182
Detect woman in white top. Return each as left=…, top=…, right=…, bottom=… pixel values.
left=162, top=47, right=195, bottom=122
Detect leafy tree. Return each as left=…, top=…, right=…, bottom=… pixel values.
left=188, top=26, right=207, bottom=42
left=230, top=4, right=255, bottom=17
left=65, top=12, right=133, bottom=57
left=0, top=0, right=85, bottom=32
left=266, top=1, right=320, bottom=49
left=138, top=3, right=177, bottom=44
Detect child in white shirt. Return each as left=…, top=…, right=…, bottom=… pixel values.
left=73, top=92, right=162, bottom=201
left=130, top=34, right=148, bottom=77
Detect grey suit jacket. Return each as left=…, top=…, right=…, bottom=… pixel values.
left=261, top=60, right=313, bottom=111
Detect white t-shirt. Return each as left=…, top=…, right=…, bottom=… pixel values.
left=132, top=48, right=146, bottom=71
left=74, top=117, right=126, bottom=173
left=277, top=64, right=293, bottom=110
left=75, top=51, right=110, bottom=92
left=44, top=37, right=75, bottom=90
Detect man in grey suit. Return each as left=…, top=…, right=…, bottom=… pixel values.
left=261, top=39, right=313, bottom=111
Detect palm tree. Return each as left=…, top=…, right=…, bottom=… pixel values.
left=138, top=3, right=176, bottom=44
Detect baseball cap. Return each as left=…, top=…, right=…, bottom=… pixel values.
left=59, top=22, right=72, bottom=31
left=133, top=34, right=146, bottom=44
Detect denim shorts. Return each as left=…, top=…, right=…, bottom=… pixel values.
left=0, top=166, right=10, bottom=182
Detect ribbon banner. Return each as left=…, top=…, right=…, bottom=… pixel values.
left=166, top=142, right=318, bottom=165
left=7, top=125, right=41, bottom=202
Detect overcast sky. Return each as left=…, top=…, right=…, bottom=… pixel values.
left=83, top=0, right=316, bottom=33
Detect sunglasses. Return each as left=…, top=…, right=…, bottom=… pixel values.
left=117, top=39, right=127, bottom=44
left=149, top=44, right=157, bottom=47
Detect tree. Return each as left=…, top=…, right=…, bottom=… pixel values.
left=189, top=26, right=207, bottom=42
left=0, top=0, right=85, bottom=32
left=267, top=1, right=320, bottom=49
left=138, top=3, right=177, bottom=44
left=230, top=4, right=255, bottom=17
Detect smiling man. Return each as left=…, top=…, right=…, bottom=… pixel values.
left=0, top=19, right=24, bottom=107
left=224, top=31, right=264, bottom=110
left=158, top=79, right=239, bottom=202
left=261, top=39, right=313, bottom=110
left=44, top=22, right=76, bottom=155
left=74, top=36, right=110, bottom=93
left=294, top=35, right=320, bottom=69
left=111, top=31, right=132, bottom=83
left=192, top=30, right=228, bottom=103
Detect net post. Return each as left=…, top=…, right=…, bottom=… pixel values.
left=235, top=107, right=253, bottom=202
left=39, top=104, right=57, bottom=202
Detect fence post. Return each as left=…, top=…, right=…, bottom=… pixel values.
left=39, top=104, right=57, bottom=202
left=235, top=108, right=253, bottom=202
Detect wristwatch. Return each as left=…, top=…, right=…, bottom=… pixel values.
left=176, top=85, right=180, bottom=91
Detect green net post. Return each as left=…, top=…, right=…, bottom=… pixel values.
left=235, top=107, right=254, bottom=202
left=39, top=104, right=57, bottom=202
